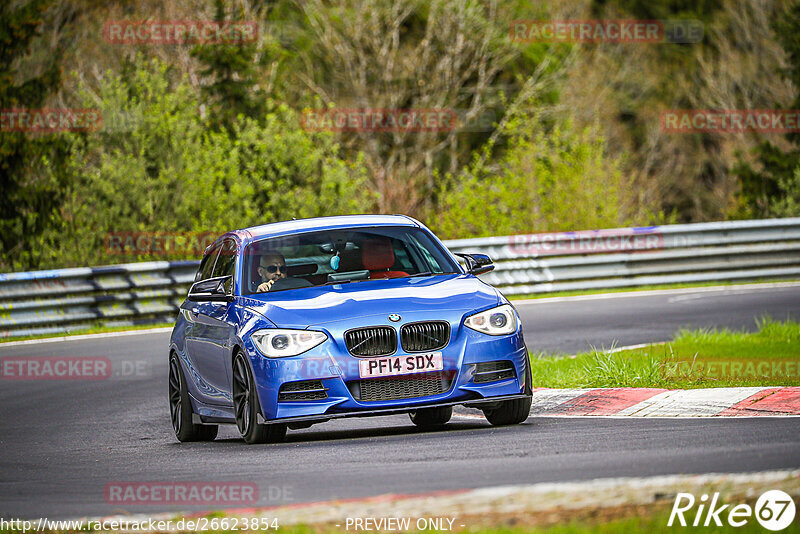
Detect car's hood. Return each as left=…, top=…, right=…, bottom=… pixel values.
left=238, top=274, right=500, bottom=329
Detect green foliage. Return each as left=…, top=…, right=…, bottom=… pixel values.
left=0, top=0, right=70, bottom=271
left=733, top=2, right=800, bottom=218
left=605, top=0, right=720, bottom=18
left=733, top=143, right=798, bottom=218
left=771, top=166, right=800, bottom=217
left=190, top=0, right=267, bottom=131
left=39, top=59, right=374, bottom=267
left=2, top=0, right=797, bottom=272
left=434, top=111, right=633, bottom=238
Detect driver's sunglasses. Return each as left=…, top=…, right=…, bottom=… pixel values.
left=261, top=264, right=286, bottom=274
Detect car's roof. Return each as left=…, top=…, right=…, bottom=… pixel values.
left=231, top=214, right=421, bottom=242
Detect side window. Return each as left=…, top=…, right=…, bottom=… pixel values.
left=195, top=257, right=208, bottom=282
left=212, top=239, right=236, bottom=278
left=392, top=240, right=415, bottom=271
left=408, top=235, right=444, bottom=273
left=211, top=238, right=237, bottom=293
left=196, top=244, right=221, bottom=282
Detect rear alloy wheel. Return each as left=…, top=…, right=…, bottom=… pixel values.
left=233, top=352, right=287, bottom=444
left=483, top=358, right=533, bottom=426
left=409, top=406, right=452, bottom=428
left=168, top=353, right=218, bottom=442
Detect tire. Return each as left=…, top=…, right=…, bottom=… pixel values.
left=523, top=352, right=533, bottom=395
left=409, top=406, right=452, bottom=428
left=483, top=357, right=533, bottom=426
left=233, top=352, right=287, bottom=444
left=483, top=397, right=532, bottom=426
left=168, top=353, right=218, bottom=442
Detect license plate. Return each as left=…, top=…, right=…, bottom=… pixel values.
left=358, top=352, right=443, bottom=378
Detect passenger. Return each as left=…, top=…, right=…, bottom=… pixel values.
left=257, top=252, right=287, bottom=292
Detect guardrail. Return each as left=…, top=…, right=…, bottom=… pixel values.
left=445, top=218, right=800, bottom=295
left=1, top=218, right=799, bottom=339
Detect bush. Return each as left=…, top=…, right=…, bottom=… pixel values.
left=433, top=111, right=635, bottom=239
left=40, top=59, right=374, bottom=267
left=771, top=166, right=800, bottom=217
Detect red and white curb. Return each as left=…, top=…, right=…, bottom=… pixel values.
left=459, top=387, right=800, bottom=418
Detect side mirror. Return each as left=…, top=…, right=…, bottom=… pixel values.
left=455, top=253, right=494, bottom=276
left=187, top=275, right=234, bottom=302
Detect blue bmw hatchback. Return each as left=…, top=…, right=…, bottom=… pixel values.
left=169, top=215, right=532, bottom=443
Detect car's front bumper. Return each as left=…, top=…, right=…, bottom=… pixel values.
left=254, top=393, right=531, bottom=425
left=244, top=321, right=530, bottom=423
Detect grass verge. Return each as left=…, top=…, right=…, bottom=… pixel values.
left=529, top=317, right=800, bottom=388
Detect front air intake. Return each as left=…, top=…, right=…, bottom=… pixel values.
left=278, top=380, right=328, bottom=402
left=344, top=326, right=397, bottom=357
left=400, top=321, right=450, bottom=352
left=348, top=372, right=453, bottom=402
left=473, top=360, right=516, bottom=383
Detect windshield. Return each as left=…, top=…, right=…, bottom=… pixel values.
left=242, top=226, right=460, bottom=295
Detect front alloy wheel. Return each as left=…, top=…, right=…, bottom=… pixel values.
left=232, top=352, right=286, bottom=444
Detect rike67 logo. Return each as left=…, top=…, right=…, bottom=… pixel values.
left=669, top=490, right=796, bottom=531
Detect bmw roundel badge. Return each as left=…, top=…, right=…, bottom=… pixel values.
left=388, top=314, right=401, bottom=322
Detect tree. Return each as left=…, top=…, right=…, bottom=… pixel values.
left=45, top=59, right=374, bottom=267
left=733, top=2, right=800, bottom=218
left=190, top=0, right=267, bottom=131
left=0, top=0, right=69, bottom=271
left=434, top=110, right=637, bottom=239
left=771, top=167, right=800, bottom=216
left=292, top=0, right=552, bottom=215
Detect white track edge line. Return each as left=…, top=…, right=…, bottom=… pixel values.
left=0, top=327, right=173, bottom=347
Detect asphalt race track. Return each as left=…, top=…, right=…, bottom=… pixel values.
left=1, top=284, right=799, bottom=519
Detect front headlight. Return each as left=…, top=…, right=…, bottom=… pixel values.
left=464, top=304, right=518, bottom=335
left=251, top=329, right=327, bottom=358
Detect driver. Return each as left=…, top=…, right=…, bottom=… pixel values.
left=257, top=252, right=287, bottom=292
